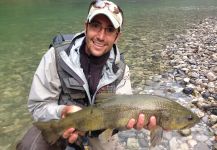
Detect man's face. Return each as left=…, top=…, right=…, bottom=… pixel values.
left=85, top=14, right=120, bottom=57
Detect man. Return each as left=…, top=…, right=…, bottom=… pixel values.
left=17, top=0, right=156, bottom=149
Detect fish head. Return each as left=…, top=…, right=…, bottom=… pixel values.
left=160, top=108, right=200, bottom=130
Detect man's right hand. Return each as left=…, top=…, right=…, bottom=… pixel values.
left=61, top=105, right=84, bottom=144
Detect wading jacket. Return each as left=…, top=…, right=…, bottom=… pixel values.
left=28, top=32, right=132, bottom=122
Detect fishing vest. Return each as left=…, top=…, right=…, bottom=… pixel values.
left=50, top=33, right=126, bottom=107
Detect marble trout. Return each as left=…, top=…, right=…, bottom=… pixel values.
left=34, top=94, right=200, bottom=147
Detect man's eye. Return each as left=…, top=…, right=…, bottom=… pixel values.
left=106, top=27, right=115, bottom=33
left=92, top=23, right=101, bottom=29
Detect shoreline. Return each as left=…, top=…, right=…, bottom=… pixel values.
left=119, top=17, right=217, bottom=149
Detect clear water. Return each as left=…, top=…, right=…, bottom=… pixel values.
left=0, top=0, right=217, bottom=149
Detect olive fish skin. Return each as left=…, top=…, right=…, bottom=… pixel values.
left=34, top=94, right=200, bottom=146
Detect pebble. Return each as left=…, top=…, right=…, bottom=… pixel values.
left=178, top=129, right=191, bottom=136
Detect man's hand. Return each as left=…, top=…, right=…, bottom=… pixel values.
left=127, top=114, right=156, bottom=130
left=61, top=105, right=84, bottom=144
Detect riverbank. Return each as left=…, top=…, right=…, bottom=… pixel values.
left=118, top=17, right=217, bottom=149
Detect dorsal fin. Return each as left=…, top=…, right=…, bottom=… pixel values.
left=95, top=93, right=115, bottom=105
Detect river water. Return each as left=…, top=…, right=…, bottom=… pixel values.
left=0, top=0, right=217, bottom=149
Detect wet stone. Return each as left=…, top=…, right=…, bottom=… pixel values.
left=178, top=129, right=191, bottom=136
left=182, top=87, right=194, bottom=95
left=195, top=134, right=209, bottom=142
left=212, top=93, right=217, bottom=100
left=169, top=137, right=178, bottom=149
left=206, top=72, right=216, bottom=81
left=126, top=138, right=139, bottom=149
left=194, top=142, right=210, bottom=150
left=201, top=91, right=211, bottom=99
left=180, top=143, right=189, bottom=150
left=187, top=139, right=197, bottom=147
left=210, top=108, right=217, bottom=115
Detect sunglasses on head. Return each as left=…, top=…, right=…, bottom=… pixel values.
left=92, top=0, right=120, bottom=14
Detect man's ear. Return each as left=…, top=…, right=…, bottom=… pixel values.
left=84, top=22, right=88, bottom=34
left=114, top=32, right=121, bottom=44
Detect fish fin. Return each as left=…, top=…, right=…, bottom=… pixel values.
left=98, top=128, right=113, bottom=143
left=33, top=120, right=60, bottom=145
left=150, top=126, right=163, bottom=147
left=95, top=93, right=115, bottom=104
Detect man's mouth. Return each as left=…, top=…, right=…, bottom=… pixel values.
left=93, top=40, right=105, bottom=48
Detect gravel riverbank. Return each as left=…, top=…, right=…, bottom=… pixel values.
left=117, top=17, right=217, bottom=150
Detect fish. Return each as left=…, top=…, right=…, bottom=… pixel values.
left=33, top=94, right=200, bottom=147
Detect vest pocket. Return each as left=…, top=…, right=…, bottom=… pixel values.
left=63, top=77, right=86, bottom=99
left=63, top=77, right=84, bottom=90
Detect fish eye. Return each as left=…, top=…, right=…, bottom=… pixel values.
left=187, top=115, right=193, bottom=121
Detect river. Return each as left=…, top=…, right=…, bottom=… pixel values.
left=0, top=0, right=217, bottom=149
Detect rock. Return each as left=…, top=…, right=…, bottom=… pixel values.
left=210, top=108, right=217, bottom=115
left=183, top=87, right=194, bottom=95
left=187, top=139, right=197, bottom=147
left=194, top=142, right=210, bottom=150
left=207, top=82, right=215, bottom=88
left=189, top=72, right=200, bottom=78
left=206, top=72, right=216, bottom=81
left=137, top=138, right=149, bottom=147
left=180, top=143, right=189, bottom=150
left=183, top=77, right=190, bottom=83
left=195, top=134, right=209, bottom=142
left=195, top=78, right=203, bottom=85
left=152, top=75, right=162, bottom=82
left=212, top=66, right=217, bottom=73
left=209, top=115, right=217, bottom=125
left=169, top=137, right=178, bottom=149
left=212, top=93, right=217, bottom=100
left=201, top=91, right=211, bottom=99
left=179, top=129, right=191, bottom=136
left=126, top=138, right=139, bottom=149
left=212, top=53, right=217, bottom=61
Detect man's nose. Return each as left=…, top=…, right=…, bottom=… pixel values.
left=97, top=28, right=106, bottom=40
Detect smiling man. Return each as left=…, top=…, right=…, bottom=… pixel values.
left=17, top=0, right=156, bottom=150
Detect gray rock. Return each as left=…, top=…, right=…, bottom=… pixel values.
left=182, top=87, right=194, bottom=95
left=126, top=138, right=139, bottom=149
left=206, top=72, right=216, bottom=81
left=169, top=137, right=178, bottom=149
left=178, top=129, right=191, bottom=136
left=194, top=142, right=210, bottom=150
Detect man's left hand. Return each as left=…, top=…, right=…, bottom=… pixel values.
left=126, top=114, right=156, bottom=130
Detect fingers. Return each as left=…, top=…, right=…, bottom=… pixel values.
left=127, top=118, right=136, bottom=129
left=63, top=128, right=76, bottom=139
left=61, top=105, right=82, bottom=119
left=62, top=128, right=78, bottom=144
left=68, top=133, right=78, bottom=144
left=148, top=116, right=157, bottom=129
left=127, top=114, right=144, bottom=130
left=127, top=114, right=156, bottom=131
left=62, top=128, right=85, bottom=144
left=136, top=114, right=145, bottom=130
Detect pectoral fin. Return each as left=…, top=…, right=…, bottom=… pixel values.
left=98, top=128, right=113, bottom=143
left=150, top=126, right=163, bottom=147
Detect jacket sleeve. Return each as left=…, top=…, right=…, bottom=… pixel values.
left=28, top=47, right=65, bottom=121
left=115, top=65, right=133, bottom=95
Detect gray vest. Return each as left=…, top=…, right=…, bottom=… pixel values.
left=50, top=33, right=126, bottom=107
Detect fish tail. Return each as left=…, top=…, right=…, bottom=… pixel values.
left=33, top=120, right=60, bottom=145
